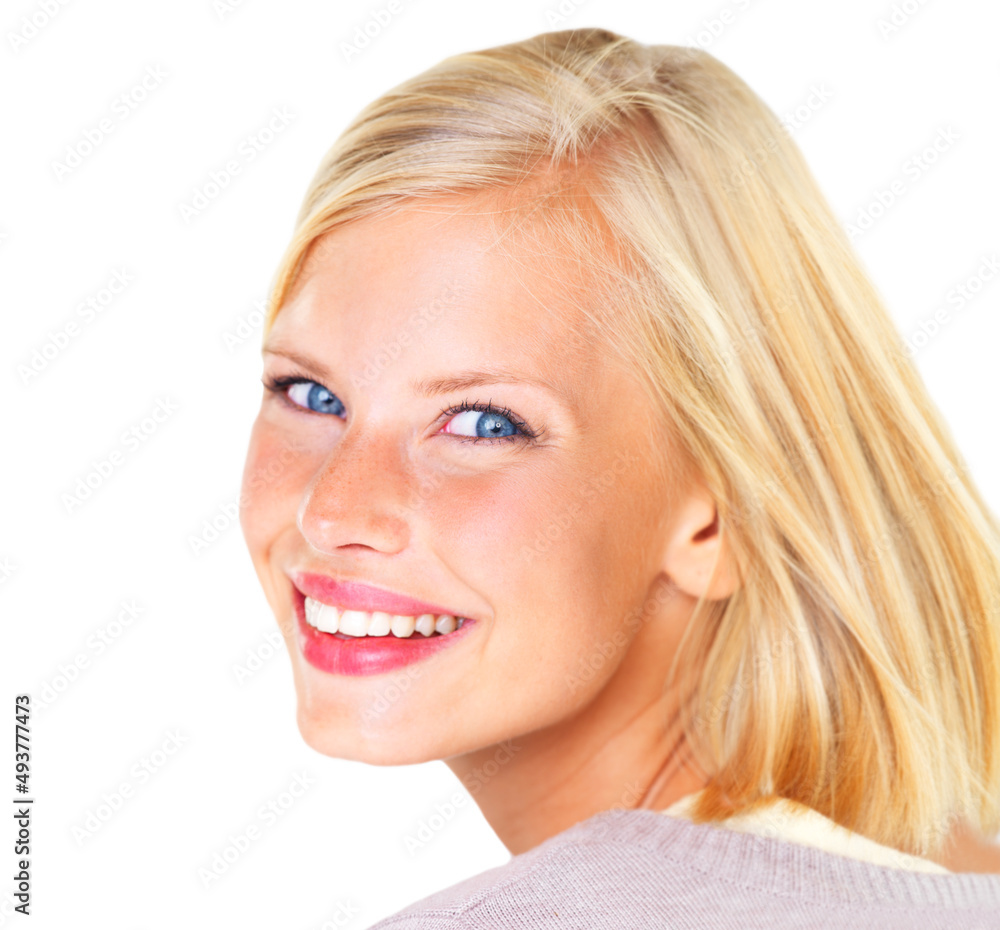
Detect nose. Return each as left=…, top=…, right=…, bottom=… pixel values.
left=297, top=425, right=413, bottom=556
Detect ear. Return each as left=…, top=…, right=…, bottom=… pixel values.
left=661, top=482, right=741, bottom=601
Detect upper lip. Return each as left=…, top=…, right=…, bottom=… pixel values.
left=290, top=570, right=471, bottom=619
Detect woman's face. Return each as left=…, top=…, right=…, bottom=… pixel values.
left=240, top=197, right=689, bottom=765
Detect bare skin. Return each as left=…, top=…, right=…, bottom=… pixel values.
left=240, top=195, right=738, bottom=855
left=932, top=824, right=1000, bottom=874
left=238, top=193, right=1000, bottom=868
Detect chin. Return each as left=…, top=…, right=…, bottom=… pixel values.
left=294, top=699, right=447, bottom=767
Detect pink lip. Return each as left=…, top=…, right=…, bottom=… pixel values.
left=287, top=574, right=478, bottom=677
left=290, top=570, right=468, bottom=618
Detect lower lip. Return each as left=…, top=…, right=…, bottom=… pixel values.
left=291, top=587, right=477, bottom=676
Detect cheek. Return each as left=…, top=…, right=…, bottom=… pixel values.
left=238, top=416, right=311, bottom=556
left=434, top=469, right=539, bottom=559
left=434, top=463, right=630, bottom=662
left=432, top=462, right=593, bottom=586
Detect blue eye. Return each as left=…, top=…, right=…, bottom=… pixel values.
left=265, top=376, right=345, bottom=416
left=263, top=374, right=535, bottom=445
left=442, top=406, right=519, bottom=440
left=439, top=399, right=535, bottom=445
left=289, top=381, right=344, bottom=416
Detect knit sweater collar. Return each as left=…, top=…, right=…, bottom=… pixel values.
left=660, top=789, right=949, bottom=873
left=567, top=807, right=1000, bottom=910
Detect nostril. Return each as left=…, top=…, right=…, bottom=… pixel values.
left=297, top=496, right=410, bottom=557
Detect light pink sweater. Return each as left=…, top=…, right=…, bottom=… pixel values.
left=367, top=808, right=1000, bottom=928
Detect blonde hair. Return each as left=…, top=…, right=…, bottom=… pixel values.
left=262, top=28, right=1000, bottom=856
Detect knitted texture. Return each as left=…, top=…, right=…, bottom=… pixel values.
left=367, top=808, right=1000, bottom=929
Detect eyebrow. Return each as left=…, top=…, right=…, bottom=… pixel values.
left=262, top=346, right=567, bottom=399
left=410, top=371, right=560, bottom=396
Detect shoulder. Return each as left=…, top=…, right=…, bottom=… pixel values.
left=366, top=809, right=1000, bottom=929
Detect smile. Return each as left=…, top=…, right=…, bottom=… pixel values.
left=290, top=586, right=477, bottom=677
left=304, top=596, right=468, bottom=638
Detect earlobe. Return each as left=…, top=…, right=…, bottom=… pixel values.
left=662, top=488, right=741, bottom=601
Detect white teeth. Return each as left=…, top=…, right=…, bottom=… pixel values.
left=310, top=600, right=340, bottom=634
left=303, top=597, right=469, bottom=639
left=390, top=614, right=416, bottom=637
left=367, top=611, right=392, bottom=636
left=338, top=609, right=369, bottom=637
left=435, top=614, right=456, bottom=634
left=414, top=614, right=436, bottom=637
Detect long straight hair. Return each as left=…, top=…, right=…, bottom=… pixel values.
left=261, top=28, right=1000, bottom=856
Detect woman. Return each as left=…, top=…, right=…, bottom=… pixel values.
left=239, top=28, right=1000, bottom=926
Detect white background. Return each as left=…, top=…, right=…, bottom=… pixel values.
left=1, top=0, right=998, bottom=927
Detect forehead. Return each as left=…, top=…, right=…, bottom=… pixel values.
left=269, top=197, right=608, bottom=399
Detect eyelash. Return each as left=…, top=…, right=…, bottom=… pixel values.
left=443, top=397, right=536, bottom=444
left=262, top=374, right=536, bottom=445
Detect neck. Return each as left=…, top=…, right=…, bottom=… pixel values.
left=445, top=687, right=708, bottom=855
